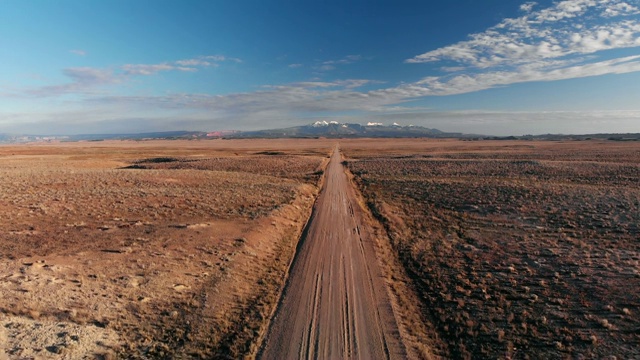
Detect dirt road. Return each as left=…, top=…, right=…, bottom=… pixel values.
left=259, top=146, right=405, bottom=359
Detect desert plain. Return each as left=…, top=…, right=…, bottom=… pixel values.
left=0, top=138, right=638, bottom=359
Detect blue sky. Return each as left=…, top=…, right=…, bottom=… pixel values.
left=1, top=0, right=639, bottom=135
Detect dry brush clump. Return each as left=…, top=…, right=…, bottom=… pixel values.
left=346, top=141, right=640, bottom=359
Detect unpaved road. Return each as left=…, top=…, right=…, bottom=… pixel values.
left=259, top=147, right=405, bottom=359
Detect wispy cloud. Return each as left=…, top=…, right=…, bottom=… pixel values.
left=73, top=52, right=640, bottom=124
left=314, top=55, right=363, bottom=71
left=69, top=49, right=87, bottom=56
left=121, top=63, right=181, bottom=76
left=410, top=55, right=640, bottom=96
left=323, top=55, right=362, bottom=65
left=86, top=78, right=406, bottom=117
left=122, top=55, right=238, bottom=75
left=288, top=63, right=303, bottom=68
left=27, top=67, right=121, bottom=96
left=25, top=55, right=241, bottom=97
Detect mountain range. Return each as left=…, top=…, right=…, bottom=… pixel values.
left=230, top=121, right=464, bottom=138
left=1, top=122, right=639, bottom=143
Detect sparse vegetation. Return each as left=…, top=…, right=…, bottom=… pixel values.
left=129, top=154, right=326, bottom=184
left=3, top=138, right=637, bottom=359
left=0, top=139, right=330, bottom=359
left=344, top=139, right=640, bottom=359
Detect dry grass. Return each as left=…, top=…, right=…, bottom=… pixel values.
left=0, top=139, right=331, bottom=359
left=128, top=154, right=326, bottom=184
left=4, top=138, right=637, bottom=359
left=344, top=139, right=640, bottom=359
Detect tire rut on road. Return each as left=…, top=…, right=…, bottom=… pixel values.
left=259, top=146, right=406, bottom=359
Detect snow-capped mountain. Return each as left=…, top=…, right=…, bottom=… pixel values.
left=232, top=121, right=458, bottom=138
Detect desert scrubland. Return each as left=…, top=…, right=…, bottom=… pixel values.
left=0, top=139, right=333, bottom=359
left=343, top=139, right=640, bottom=359
left=1, top=138, right=638, bottom=359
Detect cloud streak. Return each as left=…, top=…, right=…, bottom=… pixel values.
left=27, top=67, right=121, bottom=96
left=117, top=55, right=241, bottom=75
left=26, top=55, right=240, bottom=97
left=409, top=55, right=640, bottom=96
left=69, top=49, right=87, bottom=56
left=84, top=78, right=413, bottom=119
left=314, top=55, right=363, bottom=72
left=77, top=52, right=640, bottom=124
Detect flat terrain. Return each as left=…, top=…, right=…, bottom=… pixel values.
left=0, top=139, right=333, bottom=359
left=1, top=138, right=638, bottom=359
left=259, top=147, right=404, bottom=359
left=343, top=139, right=640, bottom=359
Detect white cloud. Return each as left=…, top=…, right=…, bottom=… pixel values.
left=533, top=0, right=597, bottom=23
left=411, top=55, right=640, bottom=96
left=85, top=78, right=410, bottom=117
left=407, top=0, right=640, bottom=68
left=288, top=63, right=303, bottom=68
left=402, top=0, right=640, bottom=98
left=602, top=2, right=640, bottom=17
left=520, top=2, right=537, bottom=12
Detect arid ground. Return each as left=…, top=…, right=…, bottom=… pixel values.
left=1, top=138, right=638, bottom=359
left=342, top=138, right=640, bottom=359
left=0, top=139, right=333, bottom=359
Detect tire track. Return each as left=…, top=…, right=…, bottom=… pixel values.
left=259, top=146, right=405, bottom=359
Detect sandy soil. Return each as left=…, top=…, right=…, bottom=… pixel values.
left=259, top=146, right=405, bottom=359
